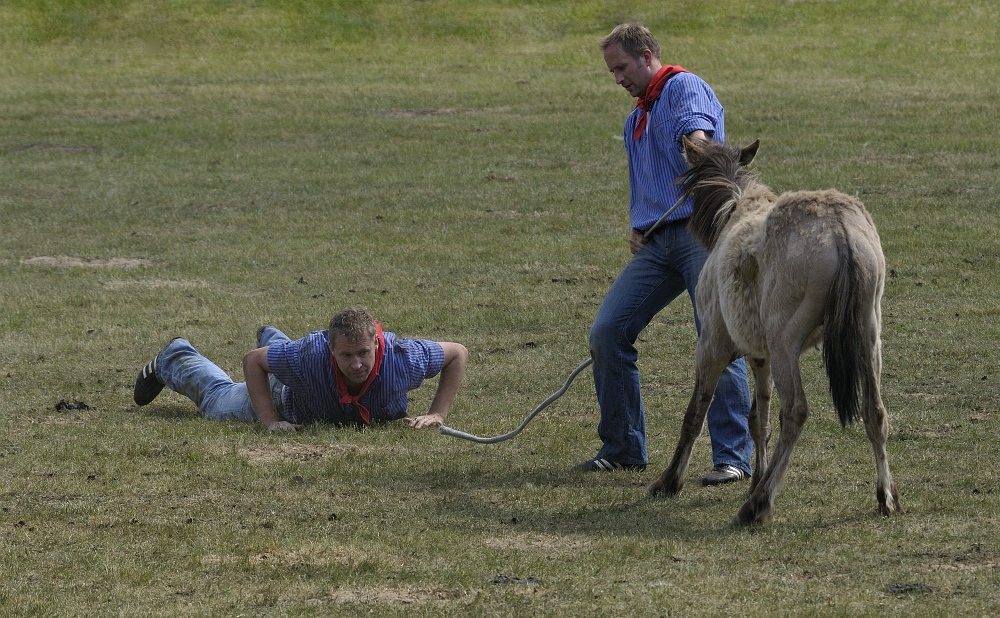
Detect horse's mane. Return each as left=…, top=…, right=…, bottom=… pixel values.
left=678, top=141, right=757, bottom=251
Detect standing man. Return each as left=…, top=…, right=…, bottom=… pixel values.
left=576, top=23, right=752, bottom=485
left=133, top=306, right=468, bottom=431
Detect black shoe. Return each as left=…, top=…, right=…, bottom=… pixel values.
left=701, top=464, right=749, bottom=486
left=573, top=457, right=646, bottom=472
left=133, top=356, right=165, bottom=406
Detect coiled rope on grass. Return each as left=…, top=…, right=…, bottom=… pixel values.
left=438, top=357, right=593, bottom=444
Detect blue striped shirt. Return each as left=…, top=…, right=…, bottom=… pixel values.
left=623, top=72, right=724, bottom=232
left=266, top=330, right=445, bottom=425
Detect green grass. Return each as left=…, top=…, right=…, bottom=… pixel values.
left=2, top=0, right=999, bottom=615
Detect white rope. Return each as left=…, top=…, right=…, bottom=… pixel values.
left=438, top=357, right=593, bottom=444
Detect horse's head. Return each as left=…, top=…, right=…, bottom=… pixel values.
left=679, top=138, right=763, bottom=251
left=682, top=136, right=760, bottom=168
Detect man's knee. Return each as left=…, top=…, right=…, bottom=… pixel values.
left=157, top=337, right=196, bottom=366
left=589, top=318, right=615, bottom=353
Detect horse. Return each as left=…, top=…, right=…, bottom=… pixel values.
left=647, top=137, right=902, bottom=526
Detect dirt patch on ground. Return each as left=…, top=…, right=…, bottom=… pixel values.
left=919, top=545, right=999, bottom=573
left=929, top=560, right=998, bottom=572
left=100, top=278, right=209, bottom=290
left=238, top=443, right=365, bottom=463
left=7, top=143, right=101, bottom=153
left=21, top=256, right=152, bottom=268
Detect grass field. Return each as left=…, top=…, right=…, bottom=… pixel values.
left=1, top=1, right=998, bottom=616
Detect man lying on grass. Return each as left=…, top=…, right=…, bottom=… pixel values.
left=133, top=306, right=468, bottom=431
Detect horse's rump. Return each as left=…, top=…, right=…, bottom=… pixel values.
left=761, top=189, right=883, bottom=427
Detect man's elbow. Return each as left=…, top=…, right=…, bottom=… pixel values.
left=243, top=347, right=269, bottom=376
left=453, top=344, right=469, bottom=367
left=443, top=343, right=469, bottom=372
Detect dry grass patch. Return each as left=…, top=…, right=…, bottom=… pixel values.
left=20, top=256, right=152, bottom=268
left=237, top=442, right=368, bottom=464
left=99, top=278, right=209, bottom=290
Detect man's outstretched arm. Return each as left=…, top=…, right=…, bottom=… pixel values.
left=404, top=342, right=468, bottom=429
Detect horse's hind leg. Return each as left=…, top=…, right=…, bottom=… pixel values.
left=861, top=322, right=902, bottom=516
left=734, top=352, right=807, bottom=526
left=747, top=359, right=773, bottom=494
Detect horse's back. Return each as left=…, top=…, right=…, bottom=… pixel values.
left=767, top=189, right=884, bottom=279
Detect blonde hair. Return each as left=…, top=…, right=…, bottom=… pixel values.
left=599, top=23, right=661, bottom=60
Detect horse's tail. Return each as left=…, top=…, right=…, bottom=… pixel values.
left=823, top=240, right=868, bottom=427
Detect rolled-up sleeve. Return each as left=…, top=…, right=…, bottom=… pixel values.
left=667, top=73, right=724, bottom=145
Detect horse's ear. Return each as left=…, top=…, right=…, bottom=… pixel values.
left=682, top=135, right=705, bottom=164
left=739, top=139, right=760, bottom=166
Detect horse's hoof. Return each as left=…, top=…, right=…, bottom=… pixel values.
left=731, top=508, right=754, bottom=527
left=878, top=499, right=903, bottom=517
left=731, top=512, right=769, bottom=527
left=648, top=478, right=682, bottom=497
left=733, top=500, right=771, bottom=526
left=878, top=487, right=903, bottom=517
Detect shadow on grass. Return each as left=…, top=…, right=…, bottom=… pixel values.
left=380, top=464, right=752, bottom=540
left=118, top=414, right=890, bottom=537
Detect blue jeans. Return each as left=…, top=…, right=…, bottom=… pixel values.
left=155, top=327, right=289, bottom=423
left=588, top=221, right=752, bottom=473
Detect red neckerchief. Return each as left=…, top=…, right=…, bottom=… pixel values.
left=331, top=321, right=385, bottom=425
left=633, top=64, right=688, bottom=141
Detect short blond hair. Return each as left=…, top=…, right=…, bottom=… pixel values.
left=599, top=23, right=661, bottom=60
